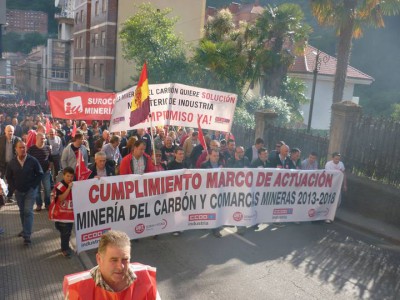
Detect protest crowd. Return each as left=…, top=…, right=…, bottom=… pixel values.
left=0, top=102, right=346, bottom=299
left=0, top=103, right=347, bottom=238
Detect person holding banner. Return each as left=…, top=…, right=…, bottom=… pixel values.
left=226, top=146, right=250, bottom=168
left=250, top=147, right=271, bottom=168
left=49, top=167, right=75, bottom=258
left=88, top=152, right=115, bottom=179
left=119, top=140, right=155, bottom=175
left=201, top=149, right=224, bottom=237
left=63, top=230, right=159, bottom=300
left=325, top=152, right=347, bottom=212
left=196, top=140, right=224, bottom=168
left=269, top=144, right=290, bottom=169
left=167, top=147, right=189, bottom=170
left=301, top=152, right=319, bottom=170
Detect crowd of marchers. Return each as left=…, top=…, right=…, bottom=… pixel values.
left=0, top=109, right=347, bottom=249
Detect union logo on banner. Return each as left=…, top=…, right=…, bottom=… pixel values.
left=64, top=96, right=83, bottom=115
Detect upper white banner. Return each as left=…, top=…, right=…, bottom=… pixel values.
left=109, top=83, right=237, bottom=132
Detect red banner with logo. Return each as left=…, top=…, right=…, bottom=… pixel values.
left=47, top=91, right=115, bottom=120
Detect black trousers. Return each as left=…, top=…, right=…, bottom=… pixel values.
left=55, top=222, right=73, bottom=251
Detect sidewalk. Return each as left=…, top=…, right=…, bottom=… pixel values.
left=335, top=207, right=400, bottom=245
left=0, top=202, right=84, bottom=300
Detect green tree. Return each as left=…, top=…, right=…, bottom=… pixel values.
left=192, top=9, right=248, bottom=96
left=310, top=0, right=400, bottom=103
left=280, top=77, right=309, bottom=122
left=119, top=3, right=190, bottom=84
left=235, top=93, right=292, bottom=128
left=248, top=4, right=311, bottom=96
left=391, top=103, right=400, bottom=121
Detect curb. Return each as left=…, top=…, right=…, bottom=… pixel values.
left=335, top=216, right=400, bottom=245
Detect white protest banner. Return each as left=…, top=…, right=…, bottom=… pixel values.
left=109, top=83, right=237, bottom=133
left=72, top=169, right=343, bottom=253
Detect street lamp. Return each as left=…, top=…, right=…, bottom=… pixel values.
left=307, top=49, right=329, bottom=132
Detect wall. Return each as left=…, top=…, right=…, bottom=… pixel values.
left=296, top=74, right=355, bottom=130
left=344, top=173, right=400, bottom=227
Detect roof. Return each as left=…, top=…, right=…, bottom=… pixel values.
left=290, top=45, right=374, bottom=82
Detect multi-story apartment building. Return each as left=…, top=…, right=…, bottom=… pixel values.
left=72, top=0, right=117, bottom=92
left=5, top=9, right=48, bottom=35
left=14, top=46, right=43, bottom=101
left=72, top=0, right=206, bottom=92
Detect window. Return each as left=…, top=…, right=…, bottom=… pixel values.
left=101, top=31, right=106, bottom=46
left=102, top=0, right=107, bottom=12
left=93, top=63, right=97, bottom=77
left=95, top=1, right=99, bottom=16
left=100, top=64, right=104, bottom=79
left=94, top=33, right=99, bottom=47
left=80, top=10, right=83, bottom=22
left=80, top=36, right=83, bottom=49
left=74, top=63, right=77, bottom=75
left=79, top=63, right=83, bottom=75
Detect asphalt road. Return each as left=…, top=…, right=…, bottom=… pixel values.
left=85, top=222, right=400, bottom=300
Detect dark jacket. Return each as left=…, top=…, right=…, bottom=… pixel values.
left=167, top=160, right=189, bottom=170
left=201, top=160, right=222, bottom=169
left=88, top=163, right=115, bottom=179
left=5, top=154, right=44, bottom=192
left=226, top=156, right=250, bottom=168
left=251, top=158, right=272, bottom=168
left=190, top=144, right=205, bottom=167
left=269, top=153, right=291, bottom=169
left=245, top=147, right=254, bottom=162
left=0, top=135, right=21, bottom=175
left=14, top=124, right=23, bottom=138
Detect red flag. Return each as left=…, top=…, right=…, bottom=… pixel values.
left=71, top=121, right=77, bottom=138
left=130, top=63, right=151, bottom=127
left=75, top=150, right=91, bottom=181
left=197, top=118, right=207, bottom=151
left=26, top=130, right=37, bottom=148
left=45, top=117, right=52, bottom=133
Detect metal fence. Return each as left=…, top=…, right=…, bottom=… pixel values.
left=231, top=123, right=329, bottom=167
left=231, top=115, right=400, bottom=187
left=345, top=116, right=400, bottom=186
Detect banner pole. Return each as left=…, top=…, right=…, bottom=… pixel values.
left=149, top=113, right=156, bottom=163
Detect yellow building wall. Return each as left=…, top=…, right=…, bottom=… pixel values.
left=115, top=0, right=206, bottom=91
